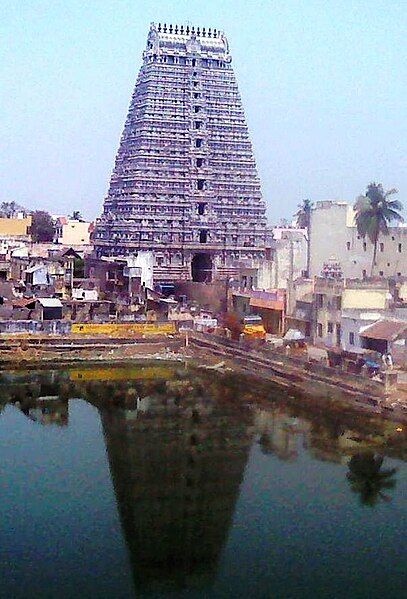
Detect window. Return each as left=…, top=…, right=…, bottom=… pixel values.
left=195, top=121, right=202, bottom=129
left=397, top=272, right=401, bottom=277
left=327, top=322, right=334, bottom=334
left=199, top=230, right=208, bottom=243
left=196, top=158, right=203, bottom=167
left=317, top=323, right=323, bottom=337
left=362, top=269, right=367, bottom=278
left=380, top=242, right=384, bottom=252
left=398, top=243, right=402, bottom=253
left=197, top=203, right=205, bottom=215
left=194, top=106, right=201, bottom=113
left=335, top=296, right=342, bottom=310
left=316, top=293, right=324, bottom=308
left=195, top=139, right=202, bottom=148
left=379, top=270, right=384, bottom=276
left=197, top=179, right=205, bottom=190
left=346, top=242, right=351, bottom=250
left=192, top=59, right=196, bottom=67
left=363, top=242, right=367, bottom=251
left=349, top=332, right=355, bottom=345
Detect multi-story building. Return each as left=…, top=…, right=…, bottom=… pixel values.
left=54, top=217, right=92, bottom=246
left=269, top=227, right=307, bottom=289
left=309, top=201, right=407, bottom=279
left=313, top=277, right=343, bottom=347
left=94, top=23, right=269, bottom=283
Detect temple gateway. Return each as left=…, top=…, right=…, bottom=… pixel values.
left=94, top=23, right=269, bottom=283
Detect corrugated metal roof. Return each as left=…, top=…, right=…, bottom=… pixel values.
left=359, top=319, right=407, bottom=341
left=26, top=264, right=46, bottom=274
left=38, top=298, right=63, bottom=308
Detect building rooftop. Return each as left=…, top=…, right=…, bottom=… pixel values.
left=359, top=319, right=407, bottom=341
left=38, top=298, right=63, bottom=308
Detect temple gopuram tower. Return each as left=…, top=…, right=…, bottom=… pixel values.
left=94, top=23, right=269, bottom=283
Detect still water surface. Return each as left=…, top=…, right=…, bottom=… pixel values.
left=0, top=364, right=406, bottom=598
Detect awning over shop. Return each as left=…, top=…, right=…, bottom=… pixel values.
left=249, top=297, right=284, bottom=311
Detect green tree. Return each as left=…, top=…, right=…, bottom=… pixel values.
left=0, top=201, right=26, bottom=218
left=30, top=210, right=55, bottom=242
left=347, top=452, right=397, bottom=507
left=295, top=199, right=313, bottom=276
left=73, top=257, right=85, bottom=278
left=354, top=183, right=403, bottom=276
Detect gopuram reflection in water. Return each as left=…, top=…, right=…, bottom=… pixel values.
left=98, top=373, right=254, bottom=593
left=0, top=364, right=406, bottom=597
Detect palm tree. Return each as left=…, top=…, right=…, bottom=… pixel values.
left=347, top=452, right=397, bottom=507
left=354, top=183, right=403, bottom=276
left=70, top=210, right=83, bottom=221
left=295, top=199, right=313, bottom=276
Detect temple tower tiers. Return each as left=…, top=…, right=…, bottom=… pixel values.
left=94, top=23, right=269, bottom=282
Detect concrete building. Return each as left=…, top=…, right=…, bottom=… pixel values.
left=94, top=23, right=269, bottom=283
left=359, top=320, right=407, bottom=366
left=313, top=278, right=343, bottom=347
left=309, top=201, right=407, bottom=279
left=270, top=228, right=307, bottom=290
left=37, top=297, right=63, bottom=321
left=72, top=280, right=99, bottom=302
left=54, top=218, right=92, bottom=246
left=85, top=255, right=150, bottom=299
left=0, top=215, right=32, bottom=241
left=285, top=278, right=314, bottom=339
left=232, top=289, right=285, bottom=334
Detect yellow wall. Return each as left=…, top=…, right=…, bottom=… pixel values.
left=0, top=216, right=32, bottom=238
left=60, top=221, right=90, bottom=245
left=71, top=322, right=176, bottom=336
left=69, top=365, right=175, bottom=381
left=342, top=289, right=388, bottom=310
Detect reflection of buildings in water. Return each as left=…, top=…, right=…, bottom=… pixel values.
left=307, top=425, right=397, bottom=464
left=253, top=406, right=406, bottom=466
left=99, top=382, right=254, bottom=594
left=0, top=374, right=70, bottom=426
left=22, top=397, right=69, bottom=427
left=255, top=409, right=309, bottom=461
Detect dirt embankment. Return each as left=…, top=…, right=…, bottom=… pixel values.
left=0, top=335, right=185, bottom=369
left=187, top=333, right=407, bottom=424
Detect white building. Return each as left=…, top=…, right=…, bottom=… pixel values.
left=270, top=228, right=308, bottom=289
left=309, top=201, right=407, bottom=279
left=54, top=217, right=92, bottom=246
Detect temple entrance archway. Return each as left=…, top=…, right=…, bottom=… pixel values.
left=191, top=253, right=213, bottom=283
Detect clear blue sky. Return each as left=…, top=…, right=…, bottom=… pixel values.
left=1, top=0, right=406, bottom=223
